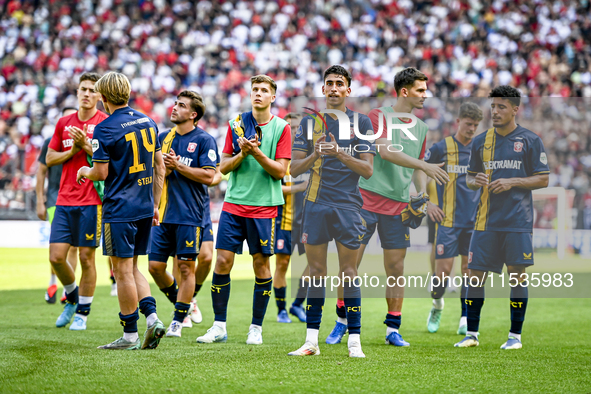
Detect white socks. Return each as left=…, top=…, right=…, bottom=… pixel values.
left=348, top=333, right=360, bottom=346
left=64, top=282, right=77, bottom=295
left=386, top=327, right=399, bottom=336
left=146, top=313, right=158, bottom=327
left=49, top=274, right=57, bottom=287
left=123, top=332, right=139, bottom=342
left=214, top=321, right=227, bottom=330
left=337, top=317, right=348, bottom=325
left=249, top=324, right=262, bottom=332
left=79, top=296, right=93, bottom=305
left=306, top=328, right=319, bottom=346
left=433, top=297, right=444, bottom=310
left=459, top=316, right=467, bottom=327
left=509, top=332, right=522, bottom=341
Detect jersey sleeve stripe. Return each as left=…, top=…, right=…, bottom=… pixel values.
left=533, top=171, right=550, bottom=175
left=92, top=159, right=110, bottom=162
left=292, top=147, right=308, bottom=152
left=202, top=166, right=216, bottom=170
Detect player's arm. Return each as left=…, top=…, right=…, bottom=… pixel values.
left=375, top=137, right=448, bottom=184
left=46, top=146, right=81, bottom=167
left=220, top=151, right=246, bottom=174
left=291, top=149, right=318, bottom=178
left=238, top=133, right=289, bottom=180
left=152, top=150, right=165, bottom=225
left=210, top=165, right=222, bottom=186
left=412, top=168, right=427, bottom=194
left=35, top=163, right=47, bottom=220
left=164, top=148, right=215, bottom=186
left=77, top=162, right=108, bottom=182
left=488, top=174, right=549, bottom=194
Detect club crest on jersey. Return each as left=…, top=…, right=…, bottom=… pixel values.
left=187, top=142, right=197, bottom=153
left=437, top=244, right=444, bottom=255
left=278, top=239, right=284, bottom=250
left=86, top=124, right=95, bottom=134
left=468, top=252, right=473, bottom=263
left=514, top=142, right=523, bottom=152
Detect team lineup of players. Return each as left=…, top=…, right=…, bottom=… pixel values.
left=40, top=65, right=549, bottom=354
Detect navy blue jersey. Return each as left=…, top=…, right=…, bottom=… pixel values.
left=293, top=107, right=375, bottom=211
left=426, top=135, right=479, bottom=228
left=158, top=126, right=218, bottom=226
left=202, top=146, right=220, bottom=228
left=467, top=126, right=550, bottom=232
left=92, top=107, right=161, bottom=222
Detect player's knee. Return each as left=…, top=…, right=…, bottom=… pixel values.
left=215, top=255, right=233, bottom=274
left=49, top=253, right=66, bottom=266
left=78, top=249, right=95, bottom=266
left=148, top=262, right=165, bottom=278
left=275, top=255, right=290, bottom=272
left=341, top=266, right=357, bottom=279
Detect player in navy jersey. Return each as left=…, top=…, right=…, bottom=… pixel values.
left=455, top=86, right=549, bottom=350
left=77, top=72, right=166, bottom=350
left=424, top=102, right=483, bottom=335
left=147, top=90, right=218, bottom=338
left=288, top=65, right=375, bottom=358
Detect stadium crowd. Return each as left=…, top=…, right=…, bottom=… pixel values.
left=1, top=0, right=591, bottom=226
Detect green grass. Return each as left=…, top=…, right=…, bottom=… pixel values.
left=0, top=248, right=590, bottom=393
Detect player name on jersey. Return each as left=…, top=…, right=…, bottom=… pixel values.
left=447, top=164, right=468, bottom=174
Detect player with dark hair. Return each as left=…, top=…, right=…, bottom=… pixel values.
left=455, top=86, right=549, bottom=349
left=37, top=107, right=78, bottom=304
left=326, top=67, right=449, bottom=347
left=77, top=71, right=166, bottom=350
left=46, top=73, right=108, bottom=330
left=196, top=74, right=291, bottom=345
left=425, top=102, right=483, bottom=334
left=147, top=90, right=218, bottom=338
left=288, top=65, right=375, bottom=357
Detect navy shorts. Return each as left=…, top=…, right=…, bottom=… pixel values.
left=149, top=223, right=203, bottom=262
left=291, top=224, right=306, bottom=256
left=360, top=210, right=410, bottom=250
left=468, top=230, right=534, bottom=274
left=276, top=229, right=291, bottom=255
left=216, top=211, right=276, bottom=255
left=301, top=201, right=365, bottom=250
left=202, top=220, right=214, bottom=243
left=434, top=225, right=473, bottom=259
left=103, top=217, right=152, bottom=258
left=50, top=205, right=101, bottom=248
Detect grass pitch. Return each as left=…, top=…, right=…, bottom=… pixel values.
left=0, top=248, right=590, bottom=393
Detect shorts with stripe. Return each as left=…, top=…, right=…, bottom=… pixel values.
left=103, top=217, right=152, bottom=258
left=149, top=223, right=203, bottom=262
left=50, top=205, right=101, bottom=248
left=215, top=211, right=276, bottom=256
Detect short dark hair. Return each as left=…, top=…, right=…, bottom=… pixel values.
left=394, top=67, right=428, bottom=94
left=251, top=74, right=277, bottom=94
left=178, top=90, right=206, bottom=123
left=323, top=65, right=352, bottom=87
left=62, top=107, right=78, bottom=115
left=488, top=85, right=521, bottom=107
left=79, top=72, right=101, bottom=84
left=458, top=102, right=483, bottom=121
left=283, top=113, right=300, bottom=122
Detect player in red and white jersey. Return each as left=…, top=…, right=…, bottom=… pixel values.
left=46, top=72, right=109, bottom=331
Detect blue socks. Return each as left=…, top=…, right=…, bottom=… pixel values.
left=510, top=283, right=528, bottom=334
left=274, top=286, right=287, bottom=312
left=160, top=278, right=178, bottom=305
left=211, top=273, right=231, bottom=322
left=344, top=281, right=361, bottom=335
left=466, top=285, right=485, bottom=333
left=119, top=308, right=139, bottom=333
left=306, top=284, right=326, bottom=330
left=252, top=278, right=272, bottom=326
left=174, top=302, right=191, bottom=323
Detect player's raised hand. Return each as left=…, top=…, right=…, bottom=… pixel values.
left=423, top=162, right=449, bottom=185
left=473, top=172, right=489, bottom=188
left=488, top=178, right=513, bottom=194
left=76, top=166, right=89, bottom=185
left=313, top=134, right=326, bottom=157
left=68, top=125, right=87, bottom=147
left=163, top=149, right=180, bottom=170
left=426, top=201, right=444, bottom=223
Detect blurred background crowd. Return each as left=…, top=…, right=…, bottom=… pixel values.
left=1, top=0, right=591, bottom=228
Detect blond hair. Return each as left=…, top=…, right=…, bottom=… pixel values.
left=94, top=72, right=131, bottom=106
left=251, top=74, right=277, bottom=93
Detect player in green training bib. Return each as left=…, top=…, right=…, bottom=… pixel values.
left=196, top=75, right=291, bottom=346
left=331, top=68, right=450, bottom=347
